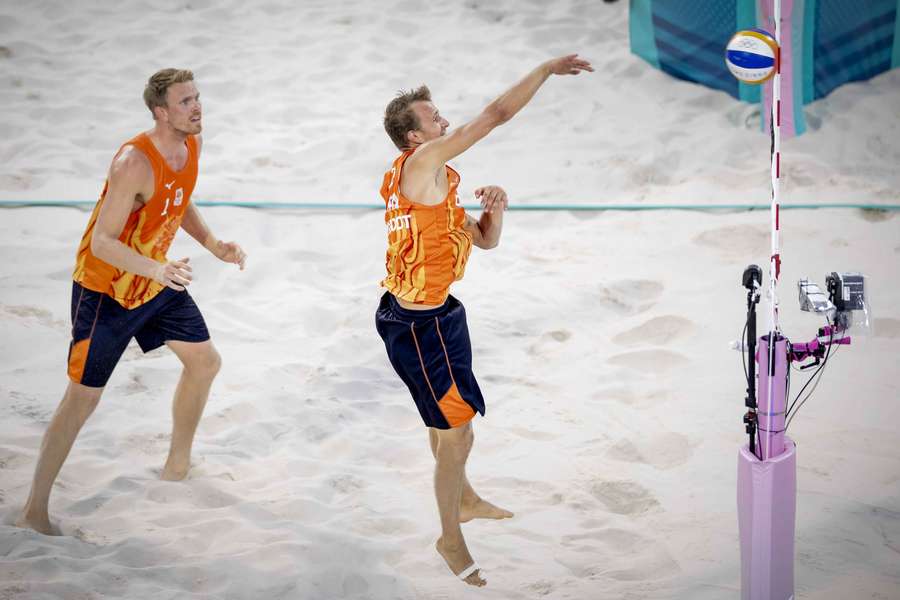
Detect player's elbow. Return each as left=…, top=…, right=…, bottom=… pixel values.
left=478, top=236, right=500, bottom=250
left=90, top=232, right=113, bottom=261
left=483, top=103, right=511, bottom=127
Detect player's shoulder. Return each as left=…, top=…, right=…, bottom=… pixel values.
left=403, top=144, right=445, bottom=177
left=110, top=143, right=153, bottom=182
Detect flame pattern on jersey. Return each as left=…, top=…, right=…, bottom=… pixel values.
left=73, top=133, right=198, bottom=309
left=380, top=150, right=473, bottom=305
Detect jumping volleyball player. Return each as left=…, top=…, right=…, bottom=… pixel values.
left=16, top=69, right=247, bottom=535
left=376, top=54, right=593, bottom=586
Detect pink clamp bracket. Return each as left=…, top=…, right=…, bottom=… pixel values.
left=789, top=325, right=850, bottom=366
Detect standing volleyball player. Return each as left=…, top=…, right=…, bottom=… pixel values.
left=376, top=54, right=593, bottom=586
left=16, top=69, right=246, bottom=535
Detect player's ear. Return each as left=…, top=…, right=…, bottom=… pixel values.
left=406, top=129, right=424, bottom=146
left=153, top=104, right=168, bottom=123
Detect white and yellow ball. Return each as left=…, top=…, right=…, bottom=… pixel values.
left=725, top=29, right=779, bottom=84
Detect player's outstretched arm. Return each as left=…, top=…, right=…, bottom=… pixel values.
left=413, top=54, right=593, bottom=170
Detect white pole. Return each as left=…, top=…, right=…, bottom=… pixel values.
left=765, top=0, right=782, bottom=460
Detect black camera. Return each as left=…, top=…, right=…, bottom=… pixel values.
left=826, top=272, right=866, bottom=311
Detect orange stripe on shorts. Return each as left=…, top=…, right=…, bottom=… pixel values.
left=434, top=318, right=474, bottom=428
left=437, top=382, right=475, bottom=428
left=67, top=338, right=91, bottom=383
left=68, top=292, right=103, bottom=384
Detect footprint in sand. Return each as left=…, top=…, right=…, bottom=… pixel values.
left=629, top=162, right=673, bottom=187
left=329, top=473, right=367, bottom=495
left=590, top=480, right=660, bottom=515
left=507, top=527, right=556, bottom=544
left=601, top=548, right=681, bottom=581
left=612, top=315, right=695, bottom=347
left=190, top=484, right=242, bottom=510
left=557, top=527, right=679, bottom=580
left=508, top=426, right=560, bottom=442
left=352, top=516, right=419, bottom=537
left=46, top=268, right=75, bottom=281
left=605, top=432, right=694, bottom=470
left=123, top=432, right=169, bottom=456
left=0, top=171, right=48, bottom=192
left=482, top=373, right=543, bottom=389
left=479, top=476, right=556, bottom=504
left=525, top=580, right=556, bottom=596
left=694, top=225, right=769, bottom=257
left=562, top=527, right=644, bottom=550
left=594, top=386, right=669, bottom=409
left=203, top=401, right=263, bottom=434
left=0, top=447, right=30, bottom=471
left=9, top=391, right=53, bottom=423
left=596, top=279, right=664, bottom=316
left=114, top=372, right=151, bottom=396
left=858, top=208, right=893, bottom=223
left=67, top=491, right=118, bottom=517
left=1, top=304, right=66, bottom=329
left=607, top=349, right=690, bottom=371
left=526, top=328, right=573, bottom=357
left=465, top=3, right=508, bottom=24
left=548, top=329, right=571, bottom=342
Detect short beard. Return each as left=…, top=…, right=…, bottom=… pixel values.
left=172, top=122, right=201, bottom=136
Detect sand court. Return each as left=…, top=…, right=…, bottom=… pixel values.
left=2, top=206, right=898, bottom=599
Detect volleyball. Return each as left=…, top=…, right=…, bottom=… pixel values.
left=725, top=29, right=778, bottom=84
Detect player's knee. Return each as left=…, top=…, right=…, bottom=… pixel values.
left=202, top=346, right=222, bottom=378
left=186, top=345, right=221, bottom=379
left=437, top=442, right=468, bottom=464
left=65, top=383, right=103, bottom=419
left=453, top=424, right=474, bottom=451
left=437, top=428, right=473, bottom=462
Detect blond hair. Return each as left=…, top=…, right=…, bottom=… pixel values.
left=143, top=69, right=194, bottom=118
left=383, top=85, right=431, bottom=150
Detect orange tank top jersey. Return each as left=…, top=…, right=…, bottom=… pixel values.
left=73, top=133, right=199, bottom=309
left=380, top=150, right=473, bottom=305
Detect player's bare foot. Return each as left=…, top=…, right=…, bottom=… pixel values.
left=436, top=536, right=486, bottom=587
left=160, top=458, right=191, bottom=481
left=460, top=497, right=514, bottom=523
left=15, top=512, right=60, bottom=536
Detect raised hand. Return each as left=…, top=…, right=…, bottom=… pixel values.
left=475, top=185, right=509, bottom=214
left=548, top=54, right=594, bottom=76
left=153, top=257, right=193, bottom=291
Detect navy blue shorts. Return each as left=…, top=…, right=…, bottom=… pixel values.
left=67, top=282, right=210, bottom=388
left=375, top=291, right=485, bottom=429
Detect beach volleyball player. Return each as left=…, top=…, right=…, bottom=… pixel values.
left=376, top=54, right=593, bottom=585
left=16, top=69, right=246, bottom=535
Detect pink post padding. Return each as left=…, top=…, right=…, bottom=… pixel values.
left=738, top=438, right=797, bottom=600
left=763, top=0, right=797, bottom=138
left=757, top=336, right=788, bottom=460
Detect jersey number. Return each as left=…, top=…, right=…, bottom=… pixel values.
left=161, top=189, right=183, bottom=216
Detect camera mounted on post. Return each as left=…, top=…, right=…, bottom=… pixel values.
left=798, top=272, right=869, bottom=331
